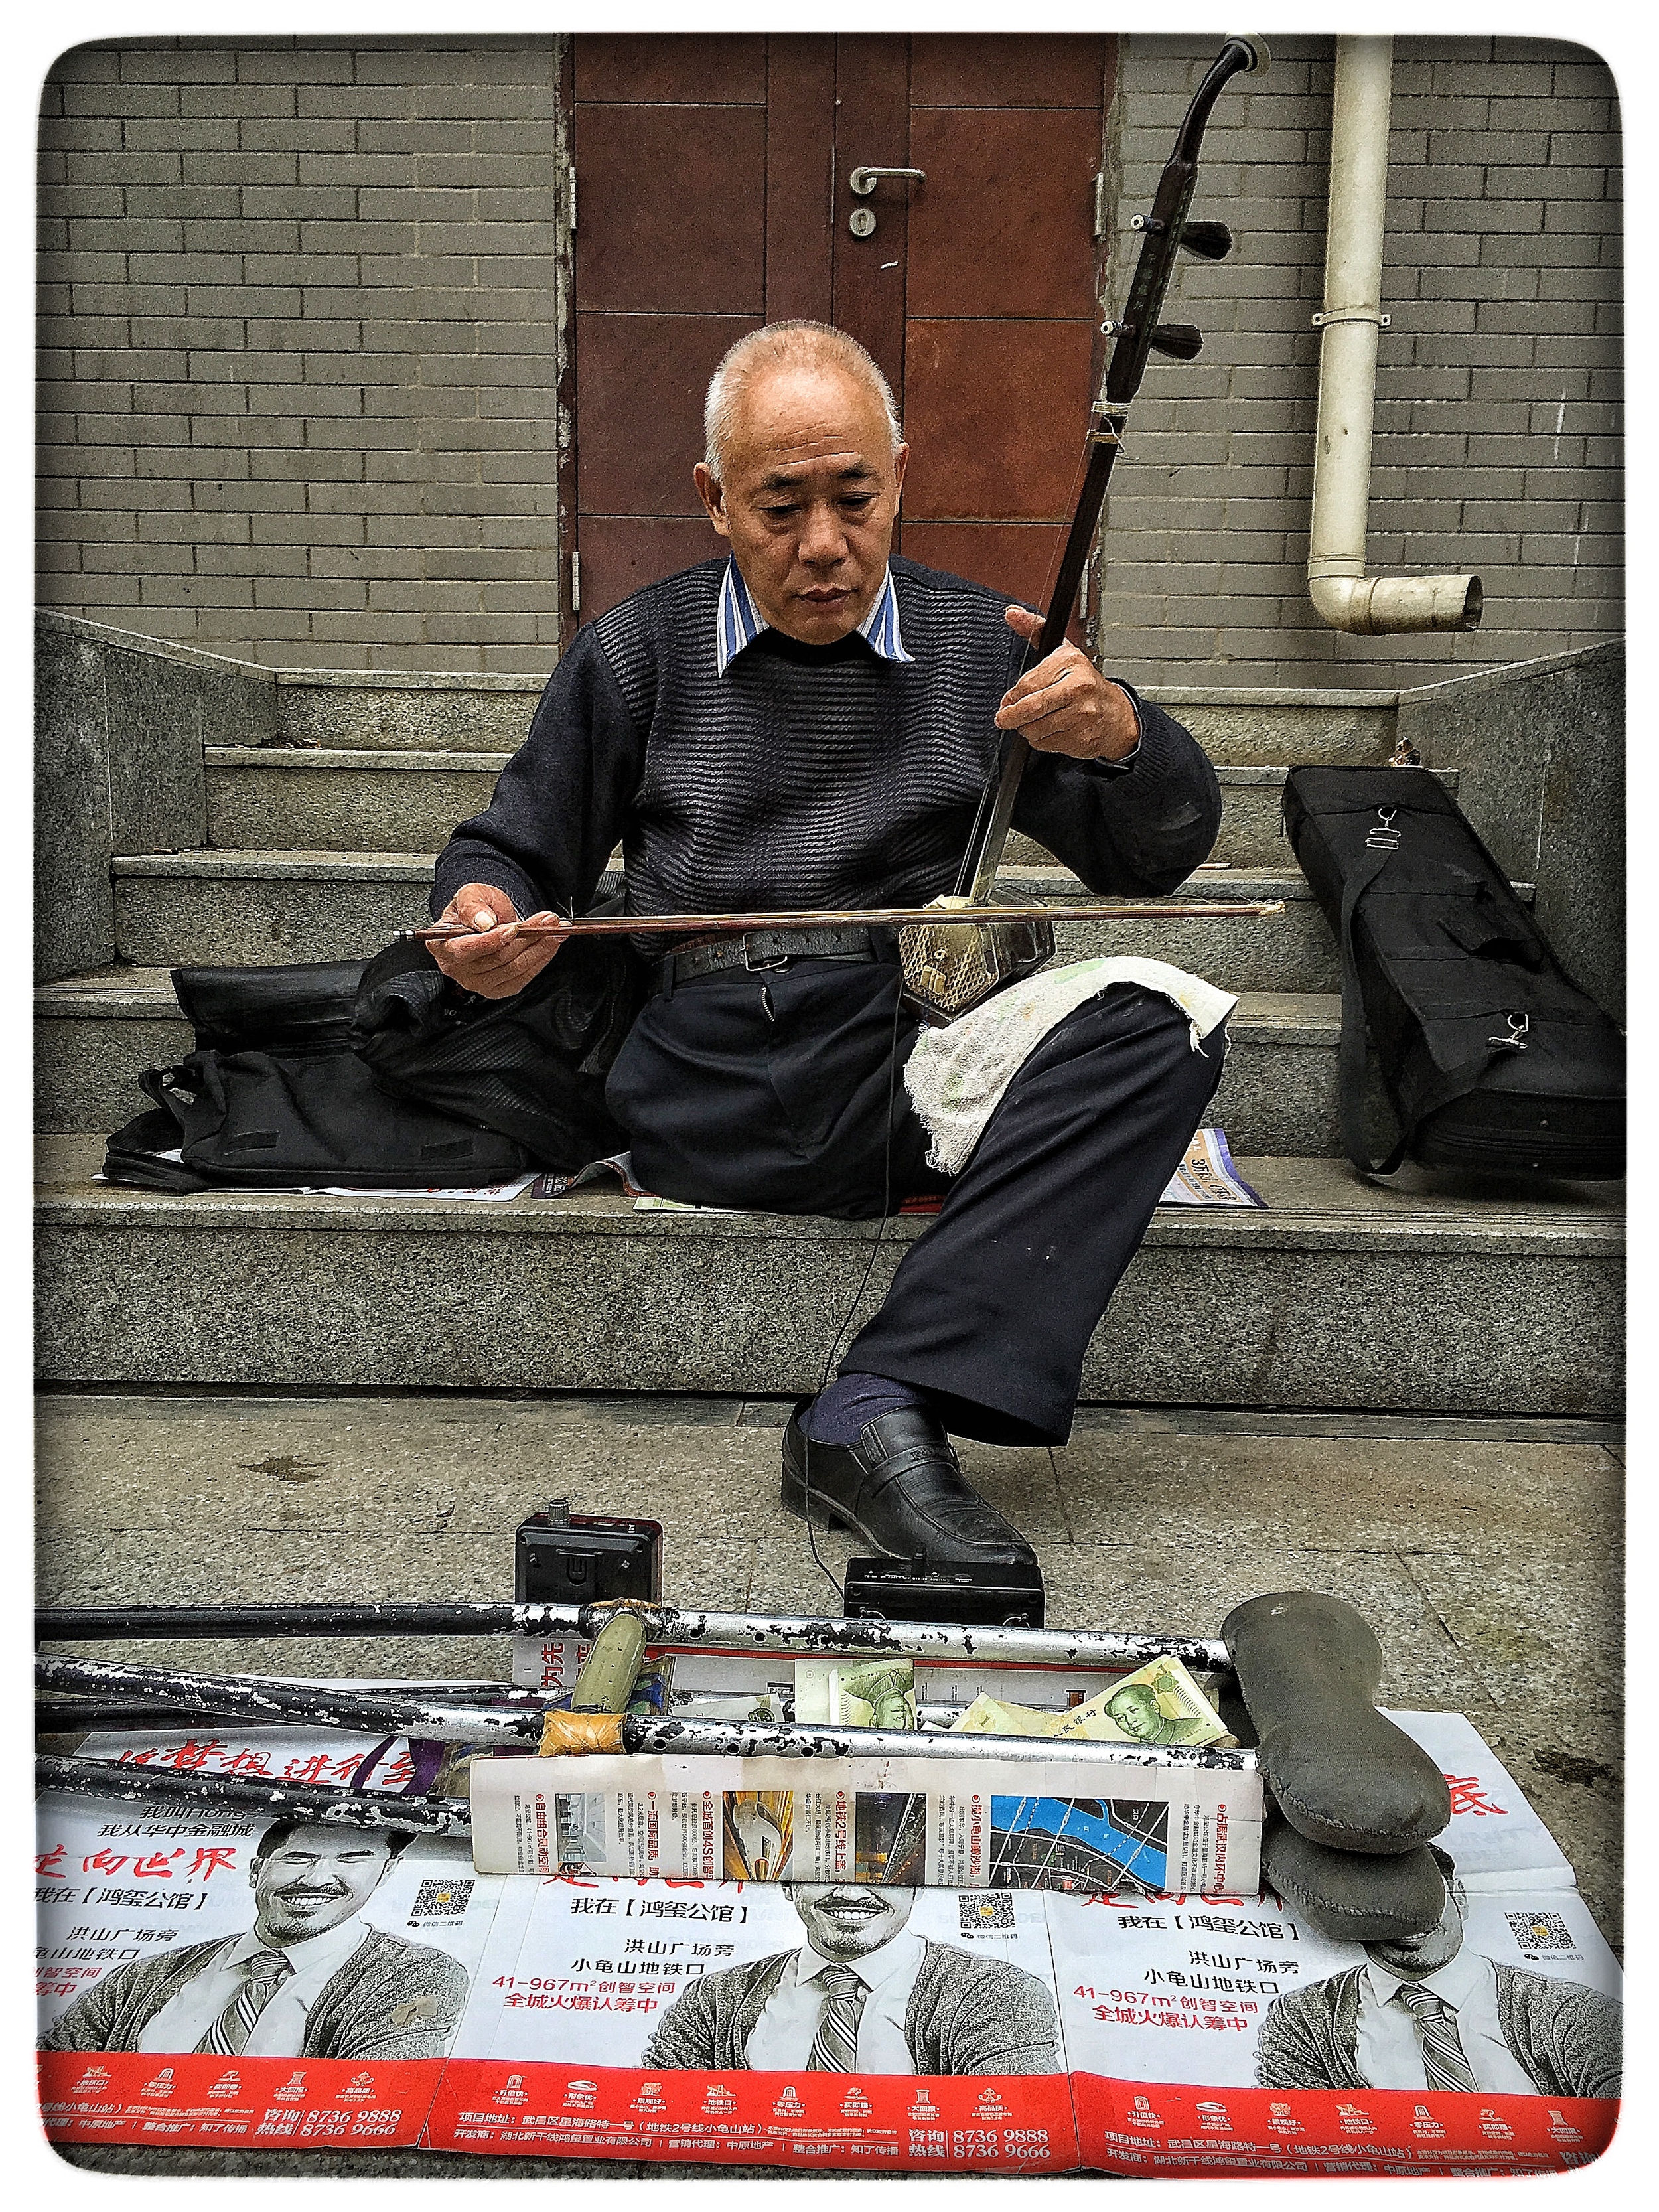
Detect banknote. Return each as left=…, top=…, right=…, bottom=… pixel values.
left=947, top=1659, right=1234, bottom=1749
left=794, top=1657, right=916, bottom=1730
left=948, top=1692, right=1066, bottom=1738
left=1050, top=1656, right=1236, bottom=1749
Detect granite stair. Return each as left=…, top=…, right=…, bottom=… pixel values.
left=34, top=1135, right=1622, bottom=1416
left=201, top=745, right=1451, bottom=861
left=33, top=967, right=1358, bottom=1161
left=33, top=636, right=1624, bottom=1418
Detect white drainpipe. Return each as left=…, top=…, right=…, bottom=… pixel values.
left=1307, top=36, right=1482, bottom=634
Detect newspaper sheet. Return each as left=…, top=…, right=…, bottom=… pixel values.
left=428, top=1873, right=1081, bottom=2169
left=469, top=1750, right=1258, bottom=1897
left=36, top=1726, right=502, bottom=2150
left=37, top=1710, right=1620, bottom=2174
left=532, top=1128, right=1262, bottom=1213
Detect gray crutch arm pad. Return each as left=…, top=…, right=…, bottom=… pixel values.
left=1261, top=1810, right=1451, bottom=1943
left=1222, top=1591, right=1452, bottom=1854
left=1219, top=1686, right=1450, bottom=1939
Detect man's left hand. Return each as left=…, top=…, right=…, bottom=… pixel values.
left=996, top=605, right=1140, bottom=760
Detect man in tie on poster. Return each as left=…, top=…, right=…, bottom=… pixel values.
left=1256, top=1849, right=1621, bottom=2099
left=41, top=1821, right=469, bottom=2063
left=640, top=1883, right=1062, bottom=2075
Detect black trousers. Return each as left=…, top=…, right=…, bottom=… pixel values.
left=605, top=954, right=1226, bottom=1447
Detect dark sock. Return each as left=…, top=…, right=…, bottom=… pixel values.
left=803, top=1372, right=932, bottom=1447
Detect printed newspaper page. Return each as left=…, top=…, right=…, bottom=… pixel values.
left=1380, top=1710, right=1574, bottom=1889
left=1052, top=1881, right=1620, bottom=2174
left=426, top=1874, right=1080, bottom=2170
left=38, top=1711, right=1620, bottom=2172
left=36, top=1728, right=502, bottom=2150
left=469, top=1749, right=1261, bottom=1897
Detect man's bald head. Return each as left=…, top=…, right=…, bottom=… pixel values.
left=692, top=322, right=909, bottom=646
left=703, top=322, right=901, bottom=487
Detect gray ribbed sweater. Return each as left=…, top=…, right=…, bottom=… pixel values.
left=431, top=556, right=1220, bottom=924
left=42, top=1927, right=468, bottom=2063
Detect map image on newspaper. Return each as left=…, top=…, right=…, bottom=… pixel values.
left=989, top=1796, right=1167, bottom=1893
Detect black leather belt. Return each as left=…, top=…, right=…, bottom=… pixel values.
left=656, top=926, right=878, bottom=996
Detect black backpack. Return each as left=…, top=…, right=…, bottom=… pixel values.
left=350, top=933, right=644, bottom=1168
left=1282, top=765, right=1624, bottom=1180
left=102, top=935, right=645, bottom=1194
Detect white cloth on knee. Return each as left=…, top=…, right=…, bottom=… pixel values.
left=903, top=956, right=1237, bottom=1175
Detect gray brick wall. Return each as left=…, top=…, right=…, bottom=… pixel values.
left=38, top=33, right=1619, bottom=688
left=1096, top=33, right=1622, bottom=690
left=37, top=36, right=567, bottom=674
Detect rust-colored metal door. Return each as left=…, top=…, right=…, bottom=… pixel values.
left=569, top=33, right=1114, bottom=635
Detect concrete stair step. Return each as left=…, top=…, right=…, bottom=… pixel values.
left=33, top=966, right=190, bottom=1138
left=1154, top=688, right=1398, bottom=767
left=106, top=853, right=1538, bottom=995
left=206, top=747, right=508, bottom=853
left=32, top=970, right=1356, bottom=1160
left=113, top=848, right=437, bottom=968
left=35, top=1136, right=1623, bottom=1416
left=264, top=670, right=1399, bottom=767
left=205, top=748, right=1451, bottom=865
left=274, top=669, right=540, bottom=753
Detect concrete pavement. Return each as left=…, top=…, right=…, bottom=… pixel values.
left=39, top=1388, right=1623, bottom=2180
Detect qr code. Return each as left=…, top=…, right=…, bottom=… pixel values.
left=960, top=1893, right=1016, bottom=1935
left=409, top=1877, right=474, bottom=1923
left=1505, top=1909, right=1575, bottom=1951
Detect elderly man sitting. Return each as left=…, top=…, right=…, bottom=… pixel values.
left=427, top=321, right=1225, bottom=1570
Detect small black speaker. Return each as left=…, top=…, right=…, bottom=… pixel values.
left=515, top=1498, right=662, bottom=1605
left=843, top=1552, right=1044, bottom=1629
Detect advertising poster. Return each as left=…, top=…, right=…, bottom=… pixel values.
left=38, top=1714, right=1621, bottom=2173
left=426, top=1874, right=1080, bottom=2171
left=36, top=1728, right=502, bottom=2149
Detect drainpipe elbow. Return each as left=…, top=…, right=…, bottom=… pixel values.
left=1307, top=567, right=1483, bottom=636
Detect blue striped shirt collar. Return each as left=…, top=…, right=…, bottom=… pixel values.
left=715, top=559, right=914, bottom=676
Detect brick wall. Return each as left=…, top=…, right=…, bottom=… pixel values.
left=38, top=33, right=1620, bottom=687
left=37, top=36, right=568, bottom=674
left=1096, top=33, right=1622, bottom=690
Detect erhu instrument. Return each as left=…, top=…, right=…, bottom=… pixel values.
left=899, top=31, right=1271, bottom=1021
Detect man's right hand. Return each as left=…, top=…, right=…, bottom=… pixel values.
left=429, top=882, right=568, bottom=999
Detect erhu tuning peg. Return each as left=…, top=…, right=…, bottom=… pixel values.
left=1148, top=323, right=1204, bottom=361
left=1179, top=219, right=1233, bottom=260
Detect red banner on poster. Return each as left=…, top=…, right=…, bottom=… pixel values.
left=1074, top=2076, right=1617, bottom=2176
left=38, top=2050, right=443, bottom=2150
left=426, top=2060, right=1080, bottom=2171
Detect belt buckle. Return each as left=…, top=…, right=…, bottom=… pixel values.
left=741, top=934, right=790, bottom=974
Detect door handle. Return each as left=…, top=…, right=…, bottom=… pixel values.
left=849, top=166, right=926, bottom=195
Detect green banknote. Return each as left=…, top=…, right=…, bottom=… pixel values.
left=794, top=1657, right=917, bottom=1730
left=946, top=1658, right=1234, bottom=1749
left=1050, top=1655, right=1236, bottom=1748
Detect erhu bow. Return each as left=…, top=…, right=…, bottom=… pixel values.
left=896, top=32, right=1271, bottom=1022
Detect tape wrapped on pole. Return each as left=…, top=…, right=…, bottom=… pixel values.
left=538, top=1710, right=627, bottom=1757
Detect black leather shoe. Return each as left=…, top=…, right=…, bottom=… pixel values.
left=781, top=1400, right=1037, bottom=1569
